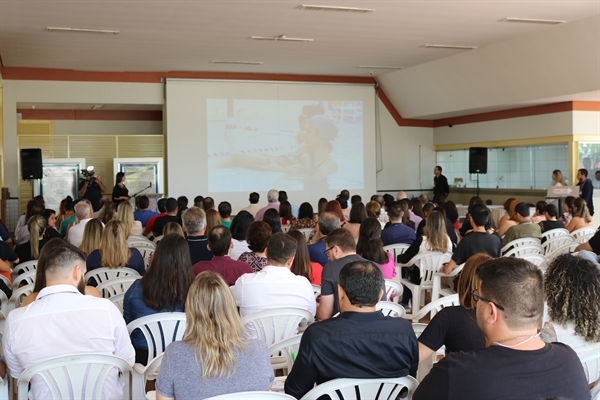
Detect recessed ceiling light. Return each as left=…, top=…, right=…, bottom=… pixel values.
left=357, top=65, right=402, bottom=69
left=500, top=17, right=566, bottom=25
left=210, top=60, right=264, bottom=65
left=249, top=35, right=313, bottom=42
left=91, top=105, right=104, bottom=110
left=296, top=4, right=375, bottom=13
left=46, top=27, right=119, bottom=34
left=422, top=44, right=478, bottom=50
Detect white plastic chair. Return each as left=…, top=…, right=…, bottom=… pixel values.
left=241, top=307, right=314, bottom=346
left=300, top=376, right=419, bottom=400
left=0, top=371, right=8, bottom=400
left=12, top=270, right=36, bottom=290
left=399, top=251, right=452, bottom=318
left=11, top=260, right=38, bottom=279
left=8, top=283, right=34, bottom=312
left=580, top=348, right=600, bottom=384
left=134, top=247, right=155, bottom=270
left=207, top=392, right=296, bottom=399
left=431, top=263, right=464, bottom=302
left=96, top=276, right=140, bottom=299
left=376, top=301, right=406, bottom=318
left=571, top=227, right=596, bottom=240
left=412, top=322, right=435, bottom=382
left=311, top=285, right=321, bottom=301
left=574, top=233, right=595, bottom=245
left=0, top=276, right=10, bottom=293
left=127, top=238, right=156, bottom=249
left=503, top=244, right=543, bottom=258
left=109, top=293, right=125, bottom=314
left=85, top=267, right=140, bottom=286
left=0, top=289, right=9, bottom=330
left=517, top=253, right=547, bottom=270
left=16, top=354, right=132, bottom=400
left=412, top=322, right=428, bottom=337
left=542, top=234, right=573, bottom=255
left=384, top=279, right=403, bottom=303
left=267, top=334, right=302, bottom=374
left=132, top=353, right=164, bottom=400
left=410, top=293, right=460, bottom=323
left=152, top=234, right=163, bottom=243
left=541, top=228, right=569, bottom=243
left=126, top=312, right=187, bottom=364
left=383, top=243, right=410, bottom=262
left=298, top=228, right=314, bottom=241
left=501, top=237, right=541, bottom=255
left=545, top=242, right=580, bottom=261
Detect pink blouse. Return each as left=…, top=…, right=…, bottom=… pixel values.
left=378, top=252, right=397, bottom=279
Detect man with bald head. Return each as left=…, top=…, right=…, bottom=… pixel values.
left=3, top=244, right=134, bottom=399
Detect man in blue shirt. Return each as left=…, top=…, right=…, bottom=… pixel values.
left=307, top=212, right=340, bottom=266
left=381, top=201, right=416, bottom=246
left=133, top=195, right=158, bottom=227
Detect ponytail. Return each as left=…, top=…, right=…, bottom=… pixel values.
left=28, top=215, right=47, bottom=260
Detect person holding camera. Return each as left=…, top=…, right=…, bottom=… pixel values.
left=78, top=171, right=106, bottom=212
left=112, top=172, right=131, bottom=210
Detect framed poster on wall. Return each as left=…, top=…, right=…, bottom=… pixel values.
left=33, top=158, right=86, bottom=212
left=113, top=158, right=164, bottom=199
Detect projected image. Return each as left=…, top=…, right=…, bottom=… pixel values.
left=207, top=100, right=364, bottom=192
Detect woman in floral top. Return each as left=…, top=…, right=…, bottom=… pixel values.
left=237, top=221, right=271, bottom=272
left=290, top=202, right=317, bottom=230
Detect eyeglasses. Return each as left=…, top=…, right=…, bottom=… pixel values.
left=471, top=289, right=504, bottom=311
left=323, top=246, right=335, bottom=255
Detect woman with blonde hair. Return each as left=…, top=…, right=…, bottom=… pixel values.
left=115, top=201, right=143, bottom=236
left=15, top=215, right=47, bottom=263
left=205, top=209, right=221, bottom=234
left=497, top=199, right=520, bottom=237
left=552, top=169, right=566, bottom=186
left=85, top=220, right=146, bottom=283
left=98, top=200, right=116, bottom=225
left=417, top=253, right=489, bottom=363
left=155, top=271, right=274, bottom=399
left=565, top=197, right=594, bottom=232
left=162, top=222, right=184, bottom=237
left=79, top=218, right=104, bottom=256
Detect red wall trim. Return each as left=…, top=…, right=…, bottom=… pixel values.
left=573, top=101, right=600, bottom=112
left=17, top=109, right=162, bottom=121
left=377, top=89, right=433, bottom=128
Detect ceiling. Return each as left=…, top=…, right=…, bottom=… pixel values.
left=16, top=102, right=162, bottom=111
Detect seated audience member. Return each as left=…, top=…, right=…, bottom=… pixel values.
left=442, top=205, right=501, bottom=276
left=3, top=245, right=134, bottom=400
left=419, top=194, right=429, bottom=204
left=575, top=228, right=600, bottom=263
left=416, top=202, right=436, bottom=237
left=152, top=198, right=178, bottom=237
left=443, top=201, right=460, bottom=230
left=115, top=201, right=143, bottom=236
left=290, top=202, right=317, bottom=230
left=42, top=208, right=61, bottom=240
left=541, top=254, right=600, bottom=362
left=317, top=197, right=328, bottom=215
left=67, top=201, right=96, bottom=247
left=218, top=201, right=233, bottom=228
left=356, top=218, right=396, bottom=279
left=410, top=198, right=425, bottom=228
left=134, top=195, right=158, bottom=227
left=15, top=215, right=48, bottom=264
left=351, top=194, right=362, bottom=205
left=497, top=199, right=520, bottom=237
left=365, top=200, right=383, bottom=226
left=344, top=202, right=367, bottom=239
left=79, top=218, right=104, bottom=256
left=0, top=241, right=18, bottom=297
left=156, top=271, right=273, bottom=400
left=22, top=238, right=101, bottom=306
left=307, top=212, right=341, bottom=266
left=232, top=233, right=316, bottom=332
left=182, top=207, right=212, bottom=264
left=279, top=201, right=296, bottom=226
left=318, top=229, right=371, bottom=320
left=240, top=192, right=261, bottom=217
left=337, top=196, right=350, bottom=221
left=175, top=196, right=189, bottom=226
left=288, top=229, right=323, bottom=286
left=58, top=196, right=76, bottom=237
left=562, top=196, right=576, bottom=223
left=263, top=208, right=283, bottom=233
left=396, top=191, right=407, bottom=200
left=565, top=198, right=594, bottom=233
left=418, top=253, right=488, bottom=364
left=192, top=226, right=252, bottom=284
left=86, top=220, right=146, bottom=282
left=255, top=189, right=279, bottom=221
left=97, top=200, right=116, bottom=225
left=539, top=203, right=565, bottom=235
left=325, top=200, right=347, bottom=227
left=502, top=202, right=542, bottom=246
left=162, top=222, right=184, bottom=237
left=229, top=211, right=253, bottom=261
left=496, top=197, right=516, bottom=229
left=285, top=261, right=418, bottom=399
left=202, top=196, right=215, bottom=211
left=238, top=221, right=271, bottom=272
left=414, top=257, right=591, bottom=400
left=279, top=190, right=299, bottom=217
left=381, top=201, right=416, bottom=246
left=531, top=200, right=547, bottom=223
left=458, top=196, right=485, bottom=237
left=144, top=198, right=167, bottom=236
left=193, top=195, right=204, bottom=208
left=205, top=209, right=221, bottom=233
left=15, top=199, right=44, bottom=245
left=124, top=233, right=193, bottom=364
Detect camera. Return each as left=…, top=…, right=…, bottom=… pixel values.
left=81, top=167, right=96, bottom=183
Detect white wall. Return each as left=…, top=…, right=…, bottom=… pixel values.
left=573, top=110, right=600, bottom=135
left=53, top=120, right=163, bottom=135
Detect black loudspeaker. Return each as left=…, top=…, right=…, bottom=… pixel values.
left=20, top=148, right=43, bottom=180
left=469, top=147, right=488, bottom=174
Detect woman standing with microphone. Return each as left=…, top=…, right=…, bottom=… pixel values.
left=112, top=172, right=130, bottom=210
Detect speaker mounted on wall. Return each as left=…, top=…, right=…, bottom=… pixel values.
left=20, top=148, right=43, bottom=180
left=469, top=147, right=488, bottom=174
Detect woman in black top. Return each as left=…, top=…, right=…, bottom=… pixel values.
left=112, top=172, right=130, bottom=209
left=43, top=208, right=62, bottom=240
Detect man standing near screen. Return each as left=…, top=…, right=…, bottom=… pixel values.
left=78, top=172, right=107, bottom=212
left=577, top=168, right=594, bottom=216
left=433, top=166, right=449, bottom=201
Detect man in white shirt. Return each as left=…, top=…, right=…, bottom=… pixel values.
left=240, top=192, right=261, bottom=217
left=2, top=244, right=135, bottom=400
left=67, top=201, right=94, bottom=247
left=231, top=232, right=316, bottom=335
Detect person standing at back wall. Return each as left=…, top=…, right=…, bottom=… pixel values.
left=433, top=165, right=449, bottom=203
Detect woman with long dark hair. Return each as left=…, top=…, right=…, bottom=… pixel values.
left=290, top=202, right=317, bottom=230
left=112, top=172, right=130, bottom=209
left=230, top=211, right=254, bottom=261
left=279, top=201, right=296, bottom=226
left=124, top=233, right=194, bottom=364
left=356, top=218, right=395, bottom=279
left=344, top=202, right=367, bottom=239
left=263, top=208, right=282, bottom=234
left=288, top=229, right=323, bottom=285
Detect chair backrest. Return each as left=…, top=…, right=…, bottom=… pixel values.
left=96, top=276, right=140, bottom=299
left=127, top=237, right=156, bottom=248
left=16, top=354, right=132, bottom=400
left=0, top=289, right=9, bottom=323
left=133, top=247, right=155, bottom=270
left=8, top=283, right=35, bottom=311
left=574, top=233, right=595, bottom=245
left=0, top=276, right=10, bottom=293
left=412, top=322, right=428, bottom=338
left=84, top=267, right=140, bottom=286
left=384, top=279, right=403, bottom=303
left=501, top=237, right=541, bottom=254
left=126, top=312, right=187, bottom=363
left=545, top=242, right=580, bottom=261
left=152, top=234, right=163, bottom=243
left=298, top=228, right=314, bottom=241
left=267, top=334, right=302, bottom=373
left=12, top=269, right=36, bottom=290
left=299, top=376, right=419, bottom=400
left=383, top=244, right=410, bottom=262
left=517, top=253, right=547, bottom=269
left=109, top=293, right=125, bottom=314
left=411, top=294, right=460, bottom=323
left=207, top=392, right=296, bottom=400
left=11, top=260, right=38, bottom=279
left=412, top=252, right=453, bottom=284
left=542, top=235, right=574, bottom=255
left=580, top=349, right=600, bottom=384
left=541, top=228, right=569, bottom=242
left=241, top=307, right=315, bottom=346
left=311, top=285, right=321, bottom=301
left=571, top=227, right=596, bottom=239
left=376, top=301, right=406, bottom=318
left=503, top=244, right=543, bottom=258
